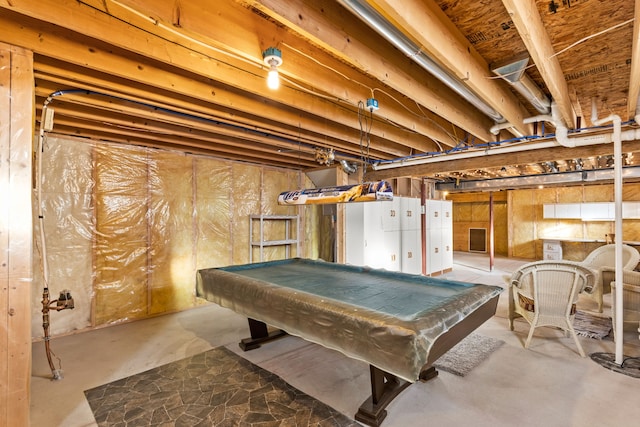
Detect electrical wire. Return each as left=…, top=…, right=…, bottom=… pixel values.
left=358, top=101, right=373, bottom=177
left=550, top=18, right=635, bottom=60
left=282, top=42, right=373, bottom=94
left=282, top=42, right=457, bottom=147
left=486, top=17, right=635, bottom=82
left=372, top=87, right=454, bottom=149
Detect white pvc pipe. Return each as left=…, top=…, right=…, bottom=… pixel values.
left=490, top=122, right=523, bottom=136
left=594, top=114, right=624, bottom=364
left=522, top=115, right=554, bottom=125
left=37, top=96, right=54, bottom=287
left=372, top=128, right=640, bottom=170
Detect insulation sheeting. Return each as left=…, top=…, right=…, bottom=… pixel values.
left=94, top=143, right=150, bottom=325
left=31, top=136, right=94, bottom=337
left=148, top=151, right=195, bottom=315
left=509, top=189, right=537, bottom=259
left=195, top=157, right=233, bottom=270
left=32, top=135, right=317, bottom=336
left=231, top=164, right=262, bottom=265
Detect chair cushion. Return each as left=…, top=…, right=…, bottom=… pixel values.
left=518, top=293, right=577, bottom=315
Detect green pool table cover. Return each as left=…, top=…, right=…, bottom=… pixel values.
left=197, top=258, right=502, bottom=382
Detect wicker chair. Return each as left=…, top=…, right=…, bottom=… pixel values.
left=580, top=244, right=640, bottom=313
left=508, top=260, right=596, bottom=357
left=611, top=270, right=640, bottom=341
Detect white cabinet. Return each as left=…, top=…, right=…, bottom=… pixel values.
left=400, top=197, right=420, bottom=230
left=542, top=239, right=563, bottom=260
left=543, top=201, right=640, bottom=220
left=424, top=200, right=453, bottom=275
left=400, top=198, right=421, bottom=274
left=581, top=202, right=613, bottom=220
left=556, top=203, right=582, bottom=219
left=381, top=197, right=401, bottom=231
left=543, top=204, right=556, bottom=219
left=426, top=199, right=443, bottom=228
left=346, top=202, right=379, bottom=267
left=346, top=197, right=422, bottom=274
left=441, top=218, right=453, bottom=269
left=623, top=202, right=640, bottom=218
left=426, top=226, right=442, bottom=275
left=380, top=230, right=401, bottom=271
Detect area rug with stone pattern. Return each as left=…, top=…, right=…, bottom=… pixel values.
left=84, top=346, right=358, bottom=426
left=433, top=332, right=505, bottom=377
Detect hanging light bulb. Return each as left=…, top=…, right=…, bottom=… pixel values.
left=267, top=64, right=280, bottom=89
left=262, top=47, right=283, bottom=90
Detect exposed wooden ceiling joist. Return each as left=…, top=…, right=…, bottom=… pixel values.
left=0, top=0, right=638, bottom=186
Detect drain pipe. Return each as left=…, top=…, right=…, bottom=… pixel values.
left=593, top=114, right=624, bottom=365
left=522, top=102, right=571, bottom=147
left=490, top=122, right=524, bottom=137
left=551, top=102, right=571, bottom=147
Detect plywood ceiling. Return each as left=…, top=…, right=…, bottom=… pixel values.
left=1, top=0, right=639, bottom=185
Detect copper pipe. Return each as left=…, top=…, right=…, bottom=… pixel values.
left=41, top=287, right=73, bottom=380
left=41, top=288, right=59, bottom=378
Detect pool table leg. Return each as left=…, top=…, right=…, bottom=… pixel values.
left=355, top=365, right=411, bottom=427
left=239, top=318, right=287, bottom=351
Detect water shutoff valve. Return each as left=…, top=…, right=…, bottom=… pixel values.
left=56, top=290, right=74, bottom=310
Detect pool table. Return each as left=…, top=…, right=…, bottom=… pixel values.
left=197, top=258, right=502, bottom=426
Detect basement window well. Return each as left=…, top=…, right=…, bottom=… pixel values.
left=469, top=228, right=487, bottom=253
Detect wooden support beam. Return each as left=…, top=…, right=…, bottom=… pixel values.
left=626, top=0, right=640, bottom=120
left=238, top=0, right=495, bottom=142
left=0, top=42, right=33, bottom=427
left=373, top=0, right=533, bottom=137
left=366, top=139, right=640, bottom=180
left=501, top=0, right=577, bottom=128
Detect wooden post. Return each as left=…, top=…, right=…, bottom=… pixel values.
left=0, top=43, right=34, bottom=427
left=489, top=191, right=495, bottom=271
left=421, top=180, right=427, bottom=275
left=335, top=167, right=348, bottom=264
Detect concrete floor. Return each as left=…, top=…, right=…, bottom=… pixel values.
left=31, top=253, right=640, bottom=427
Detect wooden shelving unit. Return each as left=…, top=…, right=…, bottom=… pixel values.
left=249, top=214, right=299, bottom=262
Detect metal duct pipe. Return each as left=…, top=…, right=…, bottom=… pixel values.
left=512, top=75, right=551, bottom=114
left=340, top=159, right=358, bottom=174
left=492, top=57, right=551, bottom=115
left=337, top=0, right=505, bottom=123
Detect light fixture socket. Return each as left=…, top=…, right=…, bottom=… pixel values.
left=366, top=98, right=379, bottom=112
left=262, top=47, right=283, bottom=67
left=263, top=47, right=282, bottom=90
